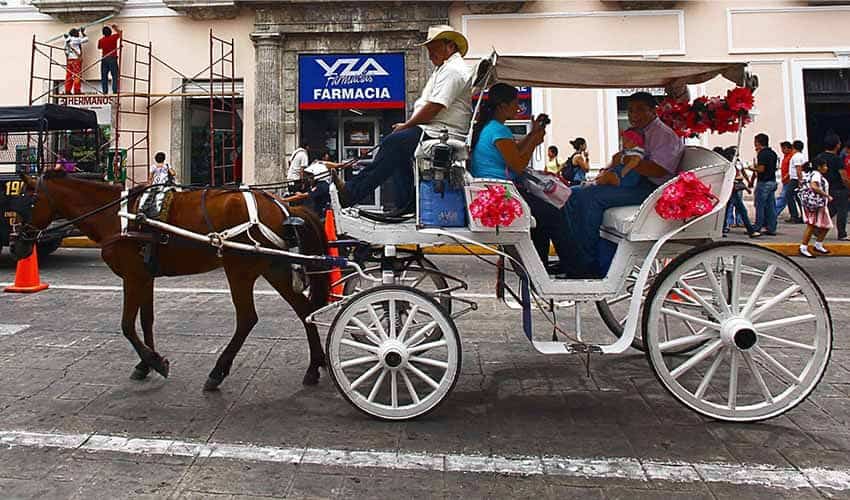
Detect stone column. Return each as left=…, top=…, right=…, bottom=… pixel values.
left=251, top=32, right=284, bottom=184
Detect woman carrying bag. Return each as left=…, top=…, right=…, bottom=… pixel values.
left=561, top=137, right=590, bottom=186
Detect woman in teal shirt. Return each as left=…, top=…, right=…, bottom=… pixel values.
left=469, top=83, right=571, bottom=272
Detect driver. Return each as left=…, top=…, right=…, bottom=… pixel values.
left=331, top=25, right=473, bottom=212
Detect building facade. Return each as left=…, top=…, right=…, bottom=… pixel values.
left=2, top=0, right=849, bottom=191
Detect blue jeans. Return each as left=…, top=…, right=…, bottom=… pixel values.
left=775, top=179, right=800, bottom=220
left=561, top=180, right=656, bottom=278
left=724, top=190, right=757, bottom=234
left=754, top=181, right=777, bottom=233
left=344, top=126, right=422, bottom=210
left=101, top=56, right=119, bottom=93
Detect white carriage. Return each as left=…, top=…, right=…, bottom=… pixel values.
left=311, top=54, right=832, bottom=423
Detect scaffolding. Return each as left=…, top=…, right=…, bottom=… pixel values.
left=28, top=30, right=239, bottom=186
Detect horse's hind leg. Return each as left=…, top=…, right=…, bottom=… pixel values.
left=130, top=280, right=156, bottom=380
left=122, top=277, right=170, bottom=379
left=263, top=267, right=325, bottom=386
left=204, top=263, right=259, bottom=391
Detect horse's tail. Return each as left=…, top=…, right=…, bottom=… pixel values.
left=291, top=205, right=330, bottom=311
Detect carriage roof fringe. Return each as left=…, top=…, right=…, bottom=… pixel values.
left=481, top=54, right=749, bottom=89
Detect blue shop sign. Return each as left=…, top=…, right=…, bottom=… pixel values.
left=299, top=53, right=406, bottom=110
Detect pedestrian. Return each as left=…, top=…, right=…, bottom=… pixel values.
left=799, top=157, right=832, bottom=258
left=842, top=139, right=850, bottom=178
left=63, top=27, right=88, bottom=95
left=98, top=24, right=122, bottom=94
left=775, top=141, right=795, bottom=220
left=545, top=145, right=561, bottom=175
left=560, top=137, right=589, bottom=186
left=147, top=151, right=176, bottom=186
left=818, top=134, right=850, bottom=240
left=286, top=143, right=310, bottom=188
left=721, top=146, right=760, bottom=238
left=750, top=133, right=778, bottom=235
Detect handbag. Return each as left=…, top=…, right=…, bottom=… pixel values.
left=798, top=173, right=827, bottom=211
left=523, top=170, right=572, bottom=208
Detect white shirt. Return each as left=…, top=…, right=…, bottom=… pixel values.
left=64, top=35, right=88, bottom=59
left=286, top=148, right=309, bottom=181
left=149, top=163, right=171, bottom=185
left=789, top=151, right=806, bottom=181
left=414, top=52, right=473, bottom=138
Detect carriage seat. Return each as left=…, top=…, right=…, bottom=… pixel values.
left=599, top=146, right=728, bottom=241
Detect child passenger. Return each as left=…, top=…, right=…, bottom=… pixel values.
left=595, top=128, right=645, bottom=187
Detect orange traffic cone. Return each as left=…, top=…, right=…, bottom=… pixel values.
left=324, top=209, right=344, bottom=302
left=5, top=246, right=49, bottom=293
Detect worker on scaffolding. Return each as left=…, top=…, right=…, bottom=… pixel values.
left=63, top=27, right=88, bottom=95
left=98, top=24, right=122, bottom=94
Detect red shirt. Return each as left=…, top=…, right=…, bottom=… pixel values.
left=98, top=34, right=121, bottom=58
left=780, top=151, right=792, bottom=183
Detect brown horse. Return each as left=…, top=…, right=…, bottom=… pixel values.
left=14, top=172, right=329, bottom=390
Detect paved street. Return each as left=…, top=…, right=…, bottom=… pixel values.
left=1, top=248, right=849, bottom=499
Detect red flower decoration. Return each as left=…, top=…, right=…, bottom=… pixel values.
left=469, top=185, right=524, bottom=228
left=655, top=172, right=719, bottom=220
left=657, top=87, right=754, bottom=138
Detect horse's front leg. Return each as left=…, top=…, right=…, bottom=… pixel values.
left=130, top=278, right=156, bottom=380
left=204, top=263, right=259, bottom=391
left=122, top=277, right=170, bottom=379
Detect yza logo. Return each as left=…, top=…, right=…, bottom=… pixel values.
left=316, top=57, right=389, bottom=86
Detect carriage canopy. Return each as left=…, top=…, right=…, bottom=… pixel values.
left=0, top=104, right=98, bottom=133
left=482, top=55, right=750, bottom=89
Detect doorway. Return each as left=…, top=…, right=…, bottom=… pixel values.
left=804, top=68, right=850, bottom=156
left=185, top=98, right=244, bottom=185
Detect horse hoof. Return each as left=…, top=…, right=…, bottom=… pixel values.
left=302, top=371, right=320, bottom=386
left=130, top=366, right=149, bottom=381
left=203, top=377, right=222, bottom=392
left=152, top=357, right=170, bottom=378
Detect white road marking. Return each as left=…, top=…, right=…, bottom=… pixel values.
left=3, top=282, right=850, bottom=304
left=0, top=429, right=848, bottom=491
left=0, top=324, right=30, bottom=336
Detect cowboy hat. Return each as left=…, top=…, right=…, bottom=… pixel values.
left=304, top=162, right=329, bottom=177
left=418, top=25, right=469, bottom=57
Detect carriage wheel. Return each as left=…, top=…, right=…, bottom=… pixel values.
left=596, top=258, right=707, bottom=353
left=343, top=256, right=452, bottom=313
left=643, top=241, right=831, bottom=422
left=327, top=285, right=461, bottom=420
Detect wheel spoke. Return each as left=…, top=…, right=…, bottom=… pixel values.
left=701, top=262, right=731, bottom=316
left=660, top=308, right=721, bottom=330
left=367, top=305, right=389, bottom=341
left=340, top=355, right=378, bottom=368
left=350, top=317, right=382, bottom=345
left=730, top=255, right=742, bottom=312
left=742, top=352, right=774, bottom=404
left=391, top=371, right=398, bottom=408
left=695, top=347, right=727, bottom=399
left=389, top=299, right=397, bottom=339
left=401, top=369, right=420, bottom=404
left=753, top=314, right=816, bottom=332
left=396, top=304, right=419, bottom=344
left=751, top=345, right=803, bottom=384
left=741, top=264, right=777, bottom=317
left=757, top=333, right=816, bottom=352
left=408, top=339, right=447, bottom=355
left=350, top=361, right=383, bottom=390
left=728, top=348, right=739, bottom=410
left=749, top=285, right=803, bottom=322
left=676, top=278, right=723, bottom=321
left=340, top=338, right=379, bottom=354
left=607, top=293, right=631, bottom=306
left=670, top=339, right=724, bottom=379
left=659, top=332, right=716, bottom=353
left=367, top=368, right=387, bottom=402
left=404, top=320, right=438, bottom=347
left=410, top=355, right=449, bottom=369
left=406, top=363, right=441, bottom=390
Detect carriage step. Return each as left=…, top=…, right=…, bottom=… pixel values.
left=530, top=341, right=602, bottom=355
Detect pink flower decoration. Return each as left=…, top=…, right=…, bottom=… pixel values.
left=469, top=185, right=524, bottom=228
left=655, top=173, right=719, bottom=220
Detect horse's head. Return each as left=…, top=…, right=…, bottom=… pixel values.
left=9, top=172, right=62, bottom=260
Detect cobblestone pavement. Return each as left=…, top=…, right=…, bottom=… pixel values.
left=1, top=249, right=849, bottom=499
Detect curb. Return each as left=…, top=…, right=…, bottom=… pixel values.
left=61, top=236, right=850, bottom=257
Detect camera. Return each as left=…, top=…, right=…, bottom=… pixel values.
left=536, top=114, right=551, bottom=127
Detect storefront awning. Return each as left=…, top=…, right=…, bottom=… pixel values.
left=486, top=55, right=749, bottom=89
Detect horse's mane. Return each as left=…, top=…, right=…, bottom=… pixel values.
left=44, top=170, right=124, bottom=193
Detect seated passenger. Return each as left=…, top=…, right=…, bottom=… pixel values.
left=595, top=128, right=645, bottom=188
left=331, top=25, right=472, bottom=213
left=469, top=83, right=572, bottom=270
left=561, top=92, right=684, bottom=278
